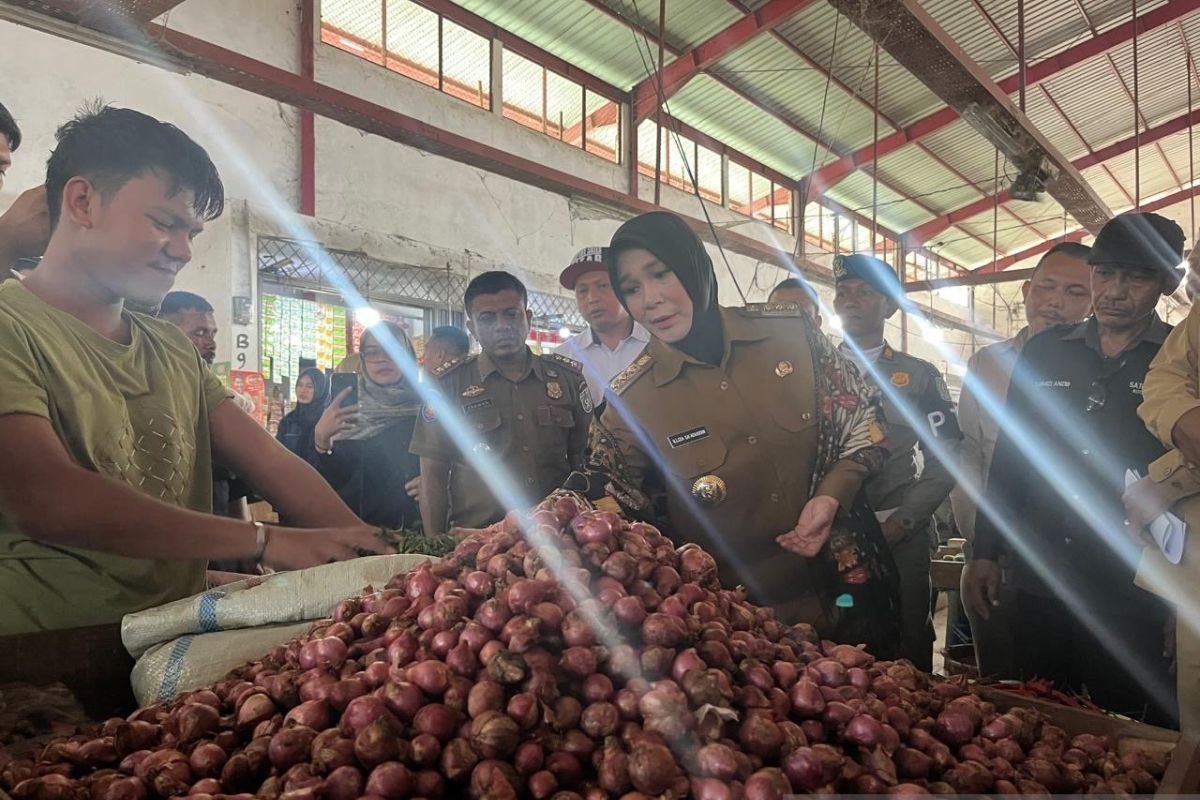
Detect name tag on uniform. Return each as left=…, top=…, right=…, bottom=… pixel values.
left=463, top=398, right=494, bottom=414
left=668, top=426, right=710, bottom=448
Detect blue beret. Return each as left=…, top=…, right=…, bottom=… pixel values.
left=833, top=254, right=904, bottom=302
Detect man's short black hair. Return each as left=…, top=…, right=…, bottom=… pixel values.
left=769, top=276, right=816, bottom=300
left=0, top=102, right=20, bottom=151
left=159, top=290, right=214, bottom=317
left=1042, top=241, right=1091, bottom=261
left=464, top=271, right=528, bottom=316
left=45, top=102, right=224, bottom=230
left=430, top=325, right=470, bottom=355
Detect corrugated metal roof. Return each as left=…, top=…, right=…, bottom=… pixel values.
left=920, top=119, right=1008, bottom=191
left=1038, top=57, right=1134, bottom=150
left=454, top=0, right=1200, bottom=269
left=711, top=33, right=889, bottom=155
left=453, top=0, right=653, bottom=88
left=773, top=2, right=945, bottom=128
left=826, top=171, right=932, bottom=233
left=600, top=0, right=744, bottom=52
left=873, top=146, right=984, bottom=217
left=668, top=75, right=824, bottom=178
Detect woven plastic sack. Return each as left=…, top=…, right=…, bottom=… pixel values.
left=122, top=554, right=432, bottom=705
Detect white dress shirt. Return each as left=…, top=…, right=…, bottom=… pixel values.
left=555, top=321, right=651, bottom=407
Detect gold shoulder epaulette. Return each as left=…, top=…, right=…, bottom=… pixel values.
left=609, top=353, right=653, bottom=396
left=432, top=353, right=476, bottom=377
left=545, top=352, right=583, bottom=373
left=740, top=301, right=803, bottom=317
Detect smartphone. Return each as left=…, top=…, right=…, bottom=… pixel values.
left=329, top=372, right=359, bottom=407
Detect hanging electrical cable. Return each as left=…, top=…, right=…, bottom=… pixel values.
left=1133, top=0, right=1141, bottom=209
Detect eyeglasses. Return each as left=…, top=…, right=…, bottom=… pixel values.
left=1086, top=357, right=1127, bottom=413
left=360, top=346, right=391, bottom=362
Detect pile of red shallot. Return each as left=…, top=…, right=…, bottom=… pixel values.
left=0, top=493, right=1170, bottom=799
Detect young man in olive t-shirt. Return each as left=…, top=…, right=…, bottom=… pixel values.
left=0, top=105, right=388, bottom=634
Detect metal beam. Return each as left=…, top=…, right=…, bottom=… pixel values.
left=632, top=0, right=813, bottom=122
left=969, top=183, right=1200, bottom=274
left=808, top=0, right=1200, bottom=195
left=908, top=107, right=1200, bottom=246
left=905, top=266, right=1036, bottom=293
left=829, top=0, right=1112, bottom=237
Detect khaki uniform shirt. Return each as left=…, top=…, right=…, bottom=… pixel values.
left=583, top=305, right=887, bottom=620
left=410, top=348, right=591, bottom=529
left=1136, top=303, right=1200, bottom=608
left=842, top=342, right=961, bottom=534
left=950, top=328, right=1030, bottom=542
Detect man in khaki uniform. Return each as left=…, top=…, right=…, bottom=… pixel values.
left=1132, top=261, right=1200, bottom=731
left=412, top=271, right=590, bottom=533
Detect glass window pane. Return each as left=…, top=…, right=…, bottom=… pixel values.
left=854, top=222, right=872, bottom=254
left=503, top=49, right=544, bottom=131
left=322, top=0, right=383, bottom=65
left=441, top=19, right=490, bottom=109
left=665, top=133, right=694, bottom=192
left=546, top=71, right=583, bottom=145
left=772, top=183, right=792, bottom=234
left=637, top=119, right=658, bottom=177
left=696, top=144, right=722, bottom=203
left=386, top=0, right=437, bottom=87
left=728, top=161, right=751, bottom=214
left=750, top=172, right=772, bottom=225
left=584, top=90, right=620, bottom=163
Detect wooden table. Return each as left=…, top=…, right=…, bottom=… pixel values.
left=0, top=623, right=135, bottom=721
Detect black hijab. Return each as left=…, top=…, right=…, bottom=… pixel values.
left=293, top=367, right=329, bottom=425
left=607, top=211, right=725, bottom=365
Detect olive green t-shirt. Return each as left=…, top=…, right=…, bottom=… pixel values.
left=0, top=281, right=230, bottom=634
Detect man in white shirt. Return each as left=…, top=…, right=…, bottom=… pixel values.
left=555, top=247, right=650, bottom=413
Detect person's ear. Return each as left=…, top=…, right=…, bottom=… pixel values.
left=525, top=309, right=533, bottom=327
left=884, top=299, right=900, bottom=320
left=60, top=176, right=101, bottom=230
left=1021, top=280, right=1032, bottom=303
left=466, top=318, right=477, bottom=339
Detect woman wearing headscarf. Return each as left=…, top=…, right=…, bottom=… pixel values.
left=308, top=322, right=422, bottom=530
left=566, top=211, right=896, bottom=637
left=276, top=367, right=329, bottom=458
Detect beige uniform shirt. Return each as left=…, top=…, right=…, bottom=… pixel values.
left=586, top=304, right=887, bottom=620
left=950, top=327, right=1030, bottom=542
left=410, top=349, right=591, bottom=529
left=1135, top=303, right=1200, bottom=606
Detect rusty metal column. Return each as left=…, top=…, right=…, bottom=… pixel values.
left=653, top=0, right=666, bottom=206
left=1017, top=0, right=1026, bottom=111
left=871, top=42, right=880, bottom=251
left=1190, top=51, right=1196, bottom=237
left=1133, top=0, right=1141, bottom=208
left=299, top=0, right=315, bottom=216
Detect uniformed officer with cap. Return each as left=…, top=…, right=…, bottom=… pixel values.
left=971, top=211, right=1182, bottom=725
left=411, top=271, right=591, bottom=534
left=833, top=252, right=962, bottom=671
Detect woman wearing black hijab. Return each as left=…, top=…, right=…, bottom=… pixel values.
left=567, top=211, right=897, bottom=638
left=276, top=367, right=329, bottom=458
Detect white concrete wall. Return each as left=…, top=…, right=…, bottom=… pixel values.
left=0, top=0, right=998, bottom=378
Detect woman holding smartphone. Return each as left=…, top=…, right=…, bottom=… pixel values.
left=309, top=322, right=422, bottom=529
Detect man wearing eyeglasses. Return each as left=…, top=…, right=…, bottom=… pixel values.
left=969, top=212, right=1183, bottom=725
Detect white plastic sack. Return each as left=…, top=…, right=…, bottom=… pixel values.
left=123, top=554, right=433, bottom=706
